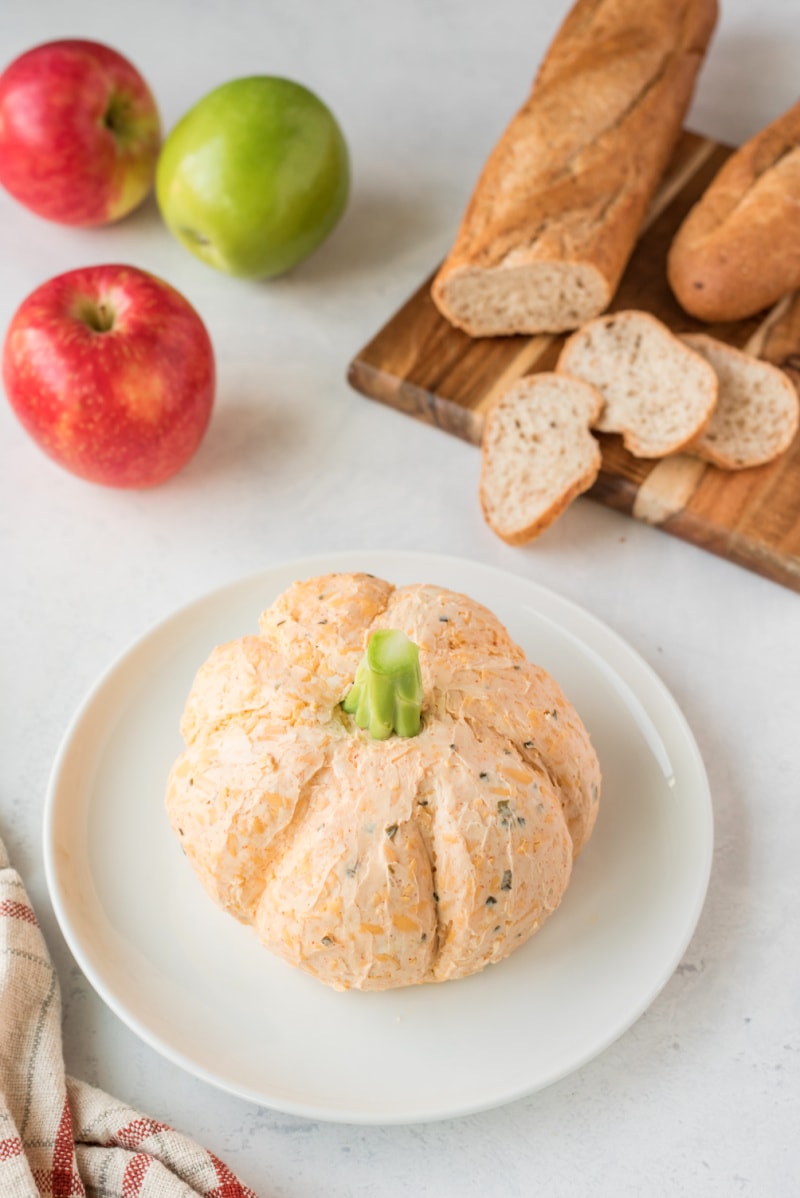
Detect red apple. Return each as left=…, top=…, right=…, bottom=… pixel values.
left=0, top=40, right=161, bottom=226
left=2, top=264, right=215, bottom=488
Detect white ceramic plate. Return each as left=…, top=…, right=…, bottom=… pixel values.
left=44, top=551, right=712, bottom=1125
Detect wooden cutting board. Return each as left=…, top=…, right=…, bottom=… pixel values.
left=347, top=131, right=800, bottom=594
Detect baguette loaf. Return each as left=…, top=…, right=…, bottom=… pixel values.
left=479, top=373, right=603, bottom=545
left=432, top=0, right=718, bottom=338
left=557, top=311, right=718, bottom=457
left=668, top=101, right=800, bottom=322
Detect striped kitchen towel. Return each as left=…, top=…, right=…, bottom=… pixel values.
left=0, top=835, right=261, bottom=1198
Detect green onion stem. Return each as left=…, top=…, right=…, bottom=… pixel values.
left=342, top=629, right=423, bottom=740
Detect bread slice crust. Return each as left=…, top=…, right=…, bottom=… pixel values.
left=480, top=373, right=603, bottom=545
left=681, top=333, right=799, bottom=469
left=556, top=310, right=718, bottom=458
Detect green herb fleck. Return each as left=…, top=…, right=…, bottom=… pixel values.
left=501, top=870, right=512, bottom=891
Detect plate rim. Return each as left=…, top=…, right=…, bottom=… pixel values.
left=43, top=549, right=714, bottom=1124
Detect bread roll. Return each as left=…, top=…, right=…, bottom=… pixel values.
left=432, top=0, right=718, bottom=338
left=668, top=102, right=800, bottom=322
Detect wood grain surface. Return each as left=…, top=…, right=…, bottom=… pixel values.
left=347, top=131, right=800, bottom=593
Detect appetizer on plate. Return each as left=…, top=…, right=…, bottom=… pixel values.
left=166, top=572, right=601, bottom=991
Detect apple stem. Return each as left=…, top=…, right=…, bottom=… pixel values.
left=75, top=299, right=116, bottom=334
left=102, top=94, right=133, bottom=139
left=180, top=227, right=211, bottom=248
left=93, top=303, right=114, bottom=333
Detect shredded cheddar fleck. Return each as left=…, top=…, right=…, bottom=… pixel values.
left=392, top=913, right=419, bottom=932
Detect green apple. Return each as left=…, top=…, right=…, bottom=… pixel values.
left=156, top=76, right=349, bottom=278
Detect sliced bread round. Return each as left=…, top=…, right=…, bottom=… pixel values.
left=557, top=310, right=718, bottom=458
left=681, top=333, right=799, bottom=469
left=479, top=373, right=603, bottom=546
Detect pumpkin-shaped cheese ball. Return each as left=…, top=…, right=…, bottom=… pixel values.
left=166, top=573, right=601, bottom=990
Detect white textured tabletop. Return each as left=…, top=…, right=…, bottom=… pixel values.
left=2, top=2, right=798, bottom=1195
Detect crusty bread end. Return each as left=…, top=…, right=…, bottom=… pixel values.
left=433, top=0, right=718, bottom=336
left=668, top=100, right=800, bottom=322
left=433, top=262, right=609, bottom=338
